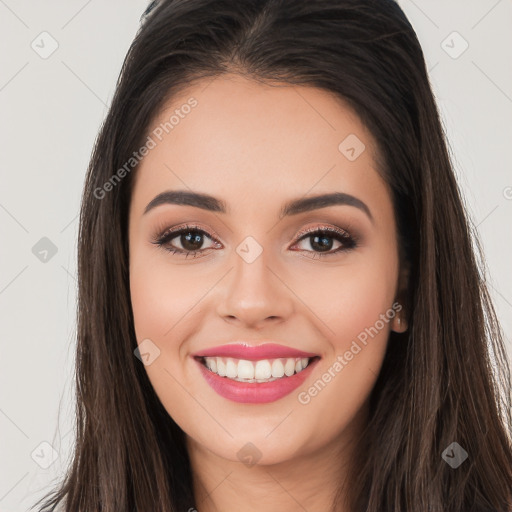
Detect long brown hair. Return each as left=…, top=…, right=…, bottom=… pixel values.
left=33, top=0, right=512, bottom=510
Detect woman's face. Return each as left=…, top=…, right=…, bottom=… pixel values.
left=128, top=74, right=406, bottom=466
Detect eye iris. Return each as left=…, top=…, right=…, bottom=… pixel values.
left=310, top=234, right=334, bottom=252
left=181, top=231, right=203, bottom=251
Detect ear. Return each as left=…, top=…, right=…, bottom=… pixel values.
left=390, top=309, right=408, bottom=333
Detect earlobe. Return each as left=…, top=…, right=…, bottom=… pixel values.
left=391, top=309, right=408, bottom=333
left=392, top=264, right=410, bottom=333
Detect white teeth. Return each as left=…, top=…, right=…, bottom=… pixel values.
left=226, top=359, right=237, bottom=378
left=254, top=360, right=272, bottom=380
left=202, top=356, right=313, bottom=382
left=237, top=359, right=254, bottom=379
left=217, top=358, right=226, bottom=377
left=206, top=357, right=217, bottom=373
left=295, top=358, right=310, bottom=372
left=284, top=358, right=295, bottom=376
left=271, top=359, right=285, bottom=378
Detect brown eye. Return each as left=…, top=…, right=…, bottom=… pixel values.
left=291, top=226, right=358, bottom=259
left=152, top=225, right=219, bottom=258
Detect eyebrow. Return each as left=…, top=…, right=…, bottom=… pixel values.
left=143, top=190, right=373, bottom=223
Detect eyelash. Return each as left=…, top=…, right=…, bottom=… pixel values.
left=151, top=223, right=359, bottom=260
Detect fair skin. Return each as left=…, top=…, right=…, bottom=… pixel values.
left=128, top=73, right=408, bottom=512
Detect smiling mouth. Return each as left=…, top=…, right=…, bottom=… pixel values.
left=196, top=356, right=321, bottom=383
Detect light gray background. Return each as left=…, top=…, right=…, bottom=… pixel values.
left=0, top=1, right=511, bottom=510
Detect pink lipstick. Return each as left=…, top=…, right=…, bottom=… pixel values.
left=191, top=342, right=320, bottom=404
left=192, top=343, right=318, bottom=361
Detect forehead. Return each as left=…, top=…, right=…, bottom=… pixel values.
left=130, top=73, right=389, bottom=217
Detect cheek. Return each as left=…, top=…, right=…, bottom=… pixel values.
left=292, top=274, right=395, bottom=448
left=315, top=276, right=392, bottom=369
left=293, top=255, right=398, bottom=350
left=129, top=254, right=205, bottom=343
left=291, top=250, right=397, bottom=416
left=330, top=272, right=395, bottom=347
left=129, top=257, right=204, bottom=419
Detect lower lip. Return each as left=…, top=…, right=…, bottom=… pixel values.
left=194, top=357, right=320, bottom=404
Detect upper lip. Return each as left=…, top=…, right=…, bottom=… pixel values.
left=191, top=342, right=319, bottom=361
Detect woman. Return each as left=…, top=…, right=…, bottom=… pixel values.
left=34, top=0, right=512, bottom=511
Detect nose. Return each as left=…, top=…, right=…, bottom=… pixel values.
left=216, top=249, right=295, bottom=329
